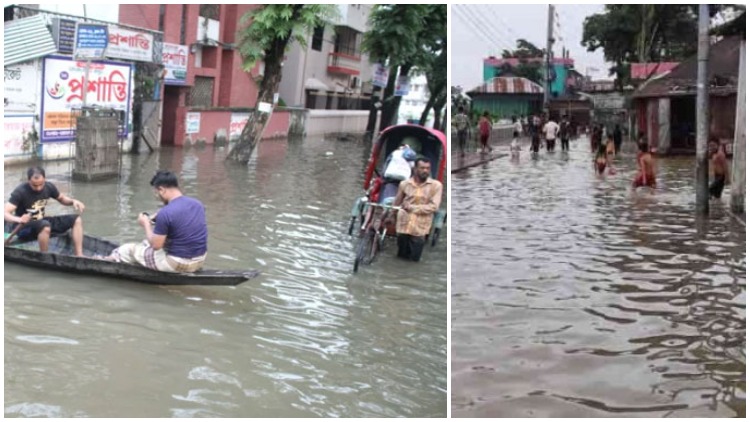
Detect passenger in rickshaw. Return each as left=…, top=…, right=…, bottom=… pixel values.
left=376, top=141, right=418, bottom=205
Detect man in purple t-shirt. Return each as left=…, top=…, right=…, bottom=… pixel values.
left=105, top=170, right=208, bottom=273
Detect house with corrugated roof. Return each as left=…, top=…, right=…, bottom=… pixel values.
left=466, top=76, right=543, bottom=120
left=631, top=36, right=741, bottom=154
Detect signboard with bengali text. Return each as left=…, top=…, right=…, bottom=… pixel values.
left=186, top=112, right=201, bottom=134
left=162, top=43, right=188, bottom=85
left=41, top=56, right=132, bottom=142
left=74, top=23, right=108, bottom=59
left=230, top=113, right=250, bottom=140
left=4, top=115, right=35, bottom=156
left=395, top=75, right=410, bottom=96
left=4, top=61, right=39, bottom=112
left=52, top=18, right=77, bottom=55
left=372, top=63, right=389, bottom=88
left=106, top=26, right=154, bottom=62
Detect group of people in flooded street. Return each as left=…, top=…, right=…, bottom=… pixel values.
left=509, top=114, right=729, bottom=199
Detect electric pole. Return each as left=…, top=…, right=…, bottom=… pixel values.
left=696, top=4, right=710, bottom=214
left=544, top=4, right=554, bottom=116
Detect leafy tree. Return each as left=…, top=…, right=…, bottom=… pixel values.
left=451, top=86, right=471, bottom=114
left=227, top=5, right=337, bottom=163
left=582, top=5, right=744, bottom=89
left=418, top=36, right=447, bottom=128
left=711, top=6, right=746, bottom=37
left=362, top=4, right=446, bottom=132
left=501, top=39, right=544, bottom=59
left=497, top=39, right=544, bottom=85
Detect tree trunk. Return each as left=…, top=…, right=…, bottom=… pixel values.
left=419, top=94, right=437, bottom=126
left=432, top=106, right=441, bottom=130
left=227, top=9, right=301, bottom=163
left=379, top=63, right=412, bottom=131
left=432, top=96, right=446, bottom=130
left=377, top=66, right=398, bottom=131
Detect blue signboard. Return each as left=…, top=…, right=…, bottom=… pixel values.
left=74, top=23, right=109, bottom=59
left=52, top=18, right=77, bottom=54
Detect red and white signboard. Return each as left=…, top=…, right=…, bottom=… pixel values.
left=163, top=43, right=188, bottom=85
left=186, top=112, right=201, bottom=134
left=106, top=26, right=154, bottom=62
left=4, top=114, right=35, bottom=156
left=41, top=56, right=132, bottom=142
left=230, top=113, right=250, bottom=140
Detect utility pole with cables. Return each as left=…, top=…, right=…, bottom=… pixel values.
left=544, top=4, right=554, bottom=115
left=696, top=4, right=710, bottom=215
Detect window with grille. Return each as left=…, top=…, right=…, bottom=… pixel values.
left=199, top=4, right=219, bottom=20
left=334, top=27, right=361, bottom=57
left=190, top=77, right=214, bottom=107
left=311, top=26, right=324, bottom=51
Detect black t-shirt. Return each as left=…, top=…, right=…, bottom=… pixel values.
left=8, top=182, right=60, bottom=220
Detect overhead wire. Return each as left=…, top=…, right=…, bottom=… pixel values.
left=454, top=5, right=514, bottom=56
left=458, top=5, right=517, bottom=54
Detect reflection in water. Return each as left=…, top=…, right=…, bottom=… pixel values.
left=451, top=139, right=745, bottom=418
left=5, top=138, right=446, bottom=417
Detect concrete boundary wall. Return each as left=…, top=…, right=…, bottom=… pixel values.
left=304, top=110, right=379, bottom=136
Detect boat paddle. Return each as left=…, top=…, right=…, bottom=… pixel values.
left=4, top=210, right=40, bottom=245
left=5, top=222, right=26, bottom=246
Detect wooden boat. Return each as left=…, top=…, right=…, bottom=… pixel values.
left=4, top=233, right=260, bottom=286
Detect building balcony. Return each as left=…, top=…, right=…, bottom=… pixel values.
left=327, top=52, right=361, bottom=76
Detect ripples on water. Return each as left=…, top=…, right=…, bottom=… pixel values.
left=451, top=139, right=745, bottom=417
left=5, top=138, right=446, bottom=417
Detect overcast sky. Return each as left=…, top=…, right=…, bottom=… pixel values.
left=39, top=3, right=614, bottom=92
left=42, top=4, right=118, bottom=23
left=451, top=4, right=613, bottom=91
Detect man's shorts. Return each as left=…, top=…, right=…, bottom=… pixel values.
left=709, top=176, right=725, bottom=198
left=7, top=214, right=79, bottom=242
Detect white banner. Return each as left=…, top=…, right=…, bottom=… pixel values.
left=230, top=113, right=250, bottom=140
left=4, top=61, right=39, bottom=112
left=257, top=102, right=272, bottom=113
left=41, top=56, right=132, bottom=142
left=163, top=43, right=188, bottom=85
left=372, top=63, right=389, bottom=88
left=4, top=114, right=35, bottom=156
left=395, top=75, right=410, bottom=96
left=106, top=26, right=154, bottom=62
left=186, top=112, right=201, bottom=134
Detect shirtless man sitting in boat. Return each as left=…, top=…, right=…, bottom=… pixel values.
left=4, top=166, right=86, bottom=256
left=100, top=170, right=208, bottom=273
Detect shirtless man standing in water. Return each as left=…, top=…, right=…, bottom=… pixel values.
left=709, top=137, right=728, bottom=200
left=633, top=141, right=656, bottom=191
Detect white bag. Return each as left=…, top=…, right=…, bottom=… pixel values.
left=384, top=149, right=412, bottom=180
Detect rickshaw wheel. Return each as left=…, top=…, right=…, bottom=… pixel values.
left=347, top=217, right=356, bottom=236
left=354, top=231, right=376, bottom=272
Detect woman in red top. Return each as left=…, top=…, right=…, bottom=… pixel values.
left=478, top=111, right=492, bottom=153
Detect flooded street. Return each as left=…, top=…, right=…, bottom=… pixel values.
left=451, top=138, right=745, bottom=417
left=5, top=138, right=446, bottom=417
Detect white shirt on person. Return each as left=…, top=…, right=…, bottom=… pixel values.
left=543, top=121, right=559, bottom=140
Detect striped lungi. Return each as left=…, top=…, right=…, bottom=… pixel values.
left=111, top=240, right=206, bottom=273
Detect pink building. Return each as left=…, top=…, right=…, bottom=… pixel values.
left=119, top=4, right=289, bottom=146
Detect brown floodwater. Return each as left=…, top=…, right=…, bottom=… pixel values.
left=5, top=137, right=446, bottom=417
left=451, top=138, right=745, bottom=417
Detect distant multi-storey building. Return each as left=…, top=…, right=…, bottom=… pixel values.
left=279, top=4, right=374, bottom=110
